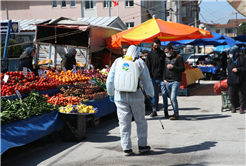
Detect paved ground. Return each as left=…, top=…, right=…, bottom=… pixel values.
left=1, top=80, right=246, bottom=166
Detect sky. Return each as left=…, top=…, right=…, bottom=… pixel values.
left=199, top=0, right=246, bottom=24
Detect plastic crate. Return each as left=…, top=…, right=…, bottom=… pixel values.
left=221, top=91, right=232, bottom=112
left=178, top=88, right=189, bottom=96
left=61, top=114, right=86, bottom=142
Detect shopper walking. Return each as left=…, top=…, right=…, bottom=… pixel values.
left=146, top=39, right=167, bottom=117
left=106, top=45, right=154, bottom=156
left=221, top=51, right=228, bottom=76
left=227, top=50, right=246, bottom=114
left=163, top=45, right=185, bottom=120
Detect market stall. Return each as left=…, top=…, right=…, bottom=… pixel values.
left=1, top=68, right=115, bottom=154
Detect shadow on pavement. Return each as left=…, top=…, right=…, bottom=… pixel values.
left=146, top=114, right=231, bottom=121
left=154, top=141, right=217, bottom=155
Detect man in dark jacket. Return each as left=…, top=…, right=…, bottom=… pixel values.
left=227, top=51, right=246, bottom=114
left=18, top=47, right=35, bottom=71
left=146, top=39, right=166, bottom=117
left=61, top=47, right=77, bottom=71
left=163, top=45, right=185, bottom=120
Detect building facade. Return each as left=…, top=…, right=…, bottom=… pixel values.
left=1, top=1, right=197, bottom=30
left=199, top=18, right=246, bottom=37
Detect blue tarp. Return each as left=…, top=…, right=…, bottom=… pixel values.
left=85, top=97, right=117, bottom=118
left=1, top=111, right=63, bottom=155
left=198, top=66, right=221, bottom=74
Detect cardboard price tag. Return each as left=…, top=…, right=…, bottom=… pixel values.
left=89, top=79, right=95, bottom=85
left=23, top=67, right=28, bottom=76
left=28, top=68, right=32, bottom=73
left=72, top=68, right=76, bottom=74
left=3, top=75, right=9, bottom=83
left=55, top=69, right=59, bottom=76
left=38, top=69, right=43, bottom=77
left=73, top=65, right=76, bottom=70
left=15, top=90, right=22, bottom=103
left=42, top=70, right=47, bottom=78
left=63, top=67, right=67, bottom=73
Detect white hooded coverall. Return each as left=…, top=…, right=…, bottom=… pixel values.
left=106, top=45, right=154, bottom=150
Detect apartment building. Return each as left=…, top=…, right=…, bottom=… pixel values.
left=1, top=1, right=198, bottom=28
left=199, top=18, right=246, bottom=37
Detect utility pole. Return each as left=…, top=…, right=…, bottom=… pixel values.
left=232, top=11, right=238, bottom=36
left=193, top=1, right=199, bottom=54
left=5, top=1, right=9, bottom=19
left=108, top=0, right=111, bottom=17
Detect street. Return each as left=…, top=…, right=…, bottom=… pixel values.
left=1, top=80, right=245, bottom=166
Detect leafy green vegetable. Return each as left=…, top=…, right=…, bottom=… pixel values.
left=1, top=91, right=59, bottom=125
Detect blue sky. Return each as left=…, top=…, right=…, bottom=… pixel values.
left=199, top=0, right=246, bottom=24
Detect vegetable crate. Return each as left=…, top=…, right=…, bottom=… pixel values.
left=221, top=90, right=232, bottom=112
left=61, top=114, right=86, bottom=142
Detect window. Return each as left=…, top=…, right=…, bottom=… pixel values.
left=52, top=1, right=57, bottom=8
left=103, top=0, right=112, bottom=8
left=61, top=0, right=66, bottom=7
left=126, top=22, right=134, bottom=29
left=216, top=30, right=220, bottom=33
left=70, top=0, right=76, bottom=7
left=182, top=6, right=186, bottom=17
left=227, top=29, right=233, bottom=33
left=85, top=1, right=93, bottom=9
left=125, top=0, right=134, bottom=7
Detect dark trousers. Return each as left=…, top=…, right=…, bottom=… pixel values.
left=228, top=82, right=246, bottom=109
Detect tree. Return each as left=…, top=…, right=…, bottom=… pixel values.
left=1, top=39, right=24, bottom=58
left=238, top=22, right=246, bottom=36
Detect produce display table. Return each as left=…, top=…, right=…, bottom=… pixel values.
left=197, top=66, right=221, bottom=80
left=198, top=66, right=221, bottom=74
left=1, top=111, right=63, bottom=155
left=85, top=97, right=117, bottom=119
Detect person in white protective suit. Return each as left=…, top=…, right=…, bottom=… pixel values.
left=106, top=45, right=154, bottom=156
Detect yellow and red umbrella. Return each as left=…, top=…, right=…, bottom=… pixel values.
left=106, top=18, right=214, bottom=49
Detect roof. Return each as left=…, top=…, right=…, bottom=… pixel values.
left=0, top=17, right=126, bottom=32
left=227, top=18, right=246, bottom=24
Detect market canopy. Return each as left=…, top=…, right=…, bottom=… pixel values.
left=232, top=35, right=246, bottom=42
left=213, top=45, right=238, bottom=53
left=106, top=18, right=214, bottom=49
left=161, top=31, right=235, bottom=46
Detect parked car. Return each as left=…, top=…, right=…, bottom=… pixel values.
left=186, top=53, right=211, bottom=65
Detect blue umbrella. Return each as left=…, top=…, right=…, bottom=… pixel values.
left=161, top=31, right=235, bottom=46
left=213, top=45, right=238, bottom=53
left=233, top=35, right=246, bottom=42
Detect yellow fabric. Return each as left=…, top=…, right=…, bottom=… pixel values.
left=184, top=68, right=204, bottom=85
left=123, top=19, right=160, bottom=40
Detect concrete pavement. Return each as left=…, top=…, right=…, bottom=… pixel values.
left=1, top=80, right=246, bottom=166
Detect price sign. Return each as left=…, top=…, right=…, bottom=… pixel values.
left=63, top=67, right=67, bottom=73
left=3, top=75, right=9, bottom=83
left=89, top=79, right=95, bottom=85
left=55, top=69, right=59, bottom=76
left=38, top=69, right=43, bottom=77
left=105, top=65, right=109, bottom=69
left=72, top=68, right=76, bottom=74
left=73, top=65, right=76, bottom=70
left=42, top=70, right=47, bottom=78
left=28, top=68, right=32, bottom=73
left=15, top=90, right=22, bottom=103
left=23, top=67, right=28, bottom=76
left=90, top=65, right=94, bottom=69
